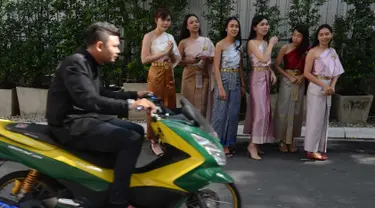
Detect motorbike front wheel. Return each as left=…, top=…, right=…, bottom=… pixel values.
left=184, top=183, right=241, bottom=208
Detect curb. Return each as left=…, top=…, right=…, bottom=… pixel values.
left=237, top=125, right=375, bottom=139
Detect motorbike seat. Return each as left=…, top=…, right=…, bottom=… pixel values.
left=5, top=122, right=116, bottom=169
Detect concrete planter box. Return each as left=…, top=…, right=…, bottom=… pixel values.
left=16, top=87, right=48, bottom=117
left=122, top=83, right=148, bottom=92
left=332, top=93, right=373, bottom=124
left=0, top=88, right=18, bottom=116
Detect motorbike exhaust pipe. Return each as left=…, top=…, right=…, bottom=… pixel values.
left=56, top=198, right=82, bottom=207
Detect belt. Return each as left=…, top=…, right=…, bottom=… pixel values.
left=315, top=75, right=331, bottom=80
left=221, top=68, right=239, bottom=72
left=253, top=67, right=269, bottom=71
left=151, top=62, right=171, bottom=69
left=186, top=65, right=201, bottom=70
left=286, top=69, right=301, bottom=76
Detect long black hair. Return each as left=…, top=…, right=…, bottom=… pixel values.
left=221, top=16, right=242, bottom=51
left=289, top=24, right=310, bottom=55
left=311, top=24, right=333, bottom=48
left=178, top=14, right=201, bottom=43
left=247, top=15, right=269, bottom=41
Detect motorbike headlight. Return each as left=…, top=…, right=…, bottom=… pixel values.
left=191, top=133, right=226, bottom=166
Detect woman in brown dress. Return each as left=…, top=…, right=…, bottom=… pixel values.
left=141, top=8, right=181, bottom=156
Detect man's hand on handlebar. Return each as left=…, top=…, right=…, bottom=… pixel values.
left=131, top=98, right=157, bottom=114
left=137, top=91, right=154, bottom=98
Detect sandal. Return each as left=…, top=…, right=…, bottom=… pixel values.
left=225, top=152, right=234, bottom=158
left=288, top=142, right=298, bottom=153
left=228, top=146, right=236, bottom=155
left=279, top=141, right=288, bottom=153
left=224, top=147, right=233, bottom=158
left=306, top=152, right=327, bottom=161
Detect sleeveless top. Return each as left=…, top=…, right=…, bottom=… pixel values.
left=284, top=48, right=306, bottom=74
left=250, top=40, right=271, bottom=67
left=220, top=42, right=241, bottom=90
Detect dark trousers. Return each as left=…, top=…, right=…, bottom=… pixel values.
left=68, top=118, right=144, bottom=205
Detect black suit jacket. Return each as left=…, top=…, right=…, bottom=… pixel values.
left=46, top=48, right=137, bottom=143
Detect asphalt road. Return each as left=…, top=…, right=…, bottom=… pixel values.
left=218, top=141, right=375, bottom=208
left=1, top=140, right=375, bottom=208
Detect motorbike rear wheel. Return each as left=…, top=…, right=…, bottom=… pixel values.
left=185, top=183, right=241, bottom=208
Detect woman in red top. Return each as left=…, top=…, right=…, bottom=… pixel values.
left=273, top=24, right=310, bottom=153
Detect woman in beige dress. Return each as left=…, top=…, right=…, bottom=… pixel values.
left=273, top=24, right=309, bottom=153
left=178, top=14, right=215, bottom=118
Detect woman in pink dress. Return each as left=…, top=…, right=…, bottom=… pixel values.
left=303, top=24, right=344, bottom=160
left=243, top=15, right=278, bottom=160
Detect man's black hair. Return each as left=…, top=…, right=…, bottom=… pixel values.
left=84, top=21, right=120, bottom=45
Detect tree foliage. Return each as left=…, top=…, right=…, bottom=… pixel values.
left=287, top=0, right=327, bottom=37
left=202, top=0, right=237, bottom=44
left=253, top=0, right=285, bottom=38
left=0, top=0, right=189, bottom=88
left=332, top=0, right=375, bottom=95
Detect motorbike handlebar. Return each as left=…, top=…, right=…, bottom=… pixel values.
left=135, top=92, right=165, bottom=119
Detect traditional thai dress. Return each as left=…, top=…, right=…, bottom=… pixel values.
left=243, top=40, right=274, bottom=144
left=180, top=36, right=215, bottom=118
left=206, top=61, right=216, bottom=123
left=211, top=42, right=241, bottom=146
left=273, top=48, right=306, bottom=145
left=304, top=48, right=344, bottom=153
left=147, top=32, right=181, bottom=140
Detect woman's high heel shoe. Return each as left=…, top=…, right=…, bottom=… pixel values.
left=150, top=140, right=164, bottom=157
left=257, top=146, right=264, bottom=154
left=247, top=152, right=262, bottom=160
left=247, top=146, right=262, bottom=160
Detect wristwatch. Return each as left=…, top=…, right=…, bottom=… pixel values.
left=127, top=99, right=135, bottom=109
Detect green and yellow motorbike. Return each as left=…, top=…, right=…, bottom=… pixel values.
left=0, top=95, right=241, bottom=208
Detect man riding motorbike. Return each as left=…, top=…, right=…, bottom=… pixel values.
left=46, top=21, right=156, bottom=208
